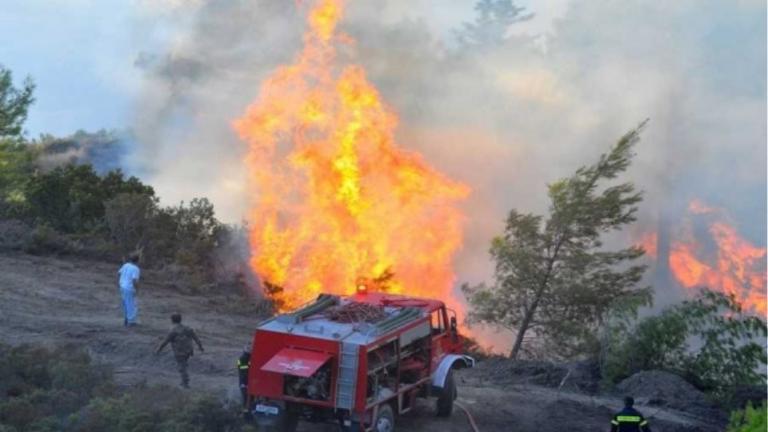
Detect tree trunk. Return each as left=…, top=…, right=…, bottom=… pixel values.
left=508, top=278, right=551, bottom=359
left=509, top=237, right=565, bottom=359
left=509, top=305, right=535, bottom=359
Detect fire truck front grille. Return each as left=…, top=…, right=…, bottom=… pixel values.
left=335, top=342, right=359, bottom=410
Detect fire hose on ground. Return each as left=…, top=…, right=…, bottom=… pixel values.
left=455, top=401, right=480, bottom=432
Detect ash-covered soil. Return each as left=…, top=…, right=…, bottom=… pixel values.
left=0, top=252, right=725, bottom=432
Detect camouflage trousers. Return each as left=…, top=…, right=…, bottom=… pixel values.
left=175, top=353, right=191, bottom=387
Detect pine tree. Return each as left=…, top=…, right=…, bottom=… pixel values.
left=463, top=122, right=653, bottom=359
left=0, top=65, right=35, bottom=139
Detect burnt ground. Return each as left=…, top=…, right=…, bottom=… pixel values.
left=0, top=252, right=724, bottom=432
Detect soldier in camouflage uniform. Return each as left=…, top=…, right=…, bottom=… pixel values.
left=156, top=313, right=204, bottom=388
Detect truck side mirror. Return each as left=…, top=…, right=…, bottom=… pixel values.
left=450, top=316, right=457, bottom=332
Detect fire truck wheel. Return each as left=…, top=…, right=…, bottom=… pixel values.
left=373, top=404, right=395, bottom=432
left=280, top=411, right=299, bottom=432
left=266, top=407, right=298, bottom=432
left=436, top=369, right=456, bottom=417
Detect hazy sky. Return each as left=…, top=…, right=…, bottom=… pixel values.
left=1, top=1, right=136, bottom=135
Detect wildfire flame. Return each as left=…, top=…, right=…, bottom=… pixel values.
left=641, top=200, right=767, bottom=315
left=234, top=0, right=469, bottom=310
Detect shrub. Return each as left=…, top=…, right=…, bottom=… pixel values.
left=0, top=397, right=38, bottom=431
left=71, top=386, right=243, bottom=432
left=0, top=344, right=245, bottom=432
left=22, top=224, right=70, bottom=255
left=3, top=151, right=229, bottom=289
left=727, top=402, right=767, bottom=432
left=601, top=308, right=689, bottom=383
left=104, top=195, right=224, bottom=287
left=0, top=345, right=113, bottom=431
left=163, top=395, right=242, bottom=432
left=23, top=165, right=153, bottom=234
left=0, top=139, right=36, bottom=218
left=0, top=220, right=32, bottom=250
left=168, top=198, right=220, bottom=277
left=601, top=290, right=767, bottom=401
left=104, top=192, right=158, bottom=256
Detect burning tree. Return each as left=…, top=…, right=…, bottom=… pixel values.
left=463, top=122, right=652, bottom=359
left=234, top=0, right=469, bottom=310
left=640, top=200, right=767, bottom=316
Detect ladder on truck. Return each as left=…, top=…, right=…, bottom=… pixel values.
left=335, top=342, right=359, bottom=410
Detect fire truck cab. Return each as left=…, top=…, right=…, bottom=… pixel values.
left=246, top=290, right=475, bottom=432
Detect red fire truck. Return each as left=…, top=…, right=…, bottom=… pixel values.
left=246, top=287, right=475, bottom=432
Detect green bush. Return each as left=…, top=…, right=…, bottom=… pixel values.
left=168, top=198, right=221, bottom=285
left=0, top=140, right=36, bottom=218
left=0, top=66, right=35, bottom=140
left=22, top=224, right=69, bottom=255
left=4, top=159, right=225, bottom=286
left=601, top=307, right=689, bottom=383
left=104, top=195, right=224, bottom=286
left=23, top=165, right=153, bottom=234
left=0, top=220, right=32, bottom=250
left=601, top=290, right=767, bottom=400
left=70, top=386, right=243, bottom=432
left=0, top=344, right=245, bottom=432
left=0, top=345, right=113, bottom=431
left=727, top=402, right=767, bottom=432
left=1, top=130, right=228, bottom=287
left=104, top=192, right=159, bottom=256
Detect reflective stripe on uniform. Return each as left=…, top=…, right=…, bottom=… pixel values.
left=611, top=420, right=619, bottom=425
left=640, top=420, right=648, bottom=426
left=237, top=360, right=249, bottom=370
left=617, top=415, right=642, bottom=422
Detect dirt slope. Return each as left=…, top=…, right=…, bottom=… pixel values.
left=0, top=252, right=720, bottom=432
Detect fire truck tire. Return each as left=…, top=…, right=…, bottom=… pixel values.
left=436, top=370, right=456, bottom=417
left=265, top=407, right=298, bottom=432
left=338, top=419, right=362, bottom=432
left=281, top=412, right=299, bottom=432
left=373, top=404, right=395, bottom=432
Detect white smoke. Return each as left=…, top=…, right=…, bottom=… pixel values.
left=128, top=0, right=766, bottom=319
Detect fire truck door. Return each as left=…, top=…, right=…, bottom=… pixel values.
left=430, top=309, right=447, bottom=364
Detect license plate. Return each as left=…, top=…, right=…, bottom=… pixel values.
left=254, top=404, right=279, bottom=415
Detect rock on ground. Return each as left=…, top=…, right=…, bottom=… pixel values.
left=616, top=370, right=726, bottom=423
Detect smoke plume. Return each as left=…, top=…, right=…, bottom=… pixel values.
left=129, top=0, right=766, bottom=330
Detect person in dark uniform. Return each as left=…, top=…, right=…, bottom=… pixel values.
left=156, top=313, right=204, bottom=388
left=611, top=396, right=651, bottom=432
left=237, top=345, right=251, bottom=409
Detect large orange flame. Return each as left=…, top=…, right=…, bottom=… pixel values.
left=641, top=200, right=766, bottom=315
left=234, top=0, right=469, bottom=311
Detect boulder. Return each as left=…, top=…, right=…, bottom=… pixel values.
left=616, top=370, right=724, bottom=421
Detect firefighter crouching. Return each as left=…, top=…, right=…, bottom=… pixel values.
left=238, top=345, right=251, bottom=410
left=611, top=396, right=651, bottom=432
